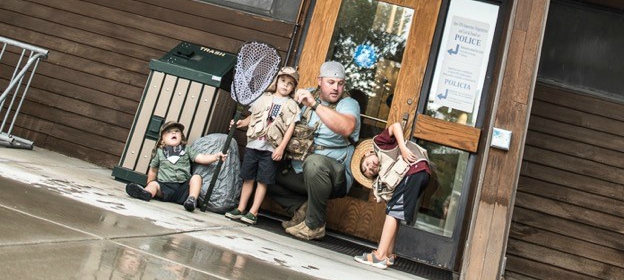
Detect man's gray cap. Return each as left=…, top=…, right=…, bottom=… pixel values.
left=319, top=61, right=346, bottom=79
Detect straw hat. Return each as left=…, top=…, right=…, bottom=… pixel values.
left=351, top=139, right=376, bottom=189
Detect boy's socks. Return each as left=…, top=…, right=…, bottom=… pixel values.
left=126, top=183, right=152, bottom=201
left=184, top=196, right=197, bottom=212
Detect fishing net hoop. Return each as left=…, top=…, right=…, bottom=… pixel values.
left=230, top=41, right=281, bottom=105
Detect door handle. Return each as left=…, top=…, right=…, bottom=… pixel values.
left=402, top=113, right=409, bottom=130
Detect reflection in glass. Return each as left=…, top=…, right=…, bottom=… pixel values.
left=326, top=0, right=414, bottom=139
left=410, top=140, right=468, bottom=237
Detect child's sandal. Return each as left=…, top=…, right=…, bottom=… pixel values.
left=354, top=251, right=388, bottom=269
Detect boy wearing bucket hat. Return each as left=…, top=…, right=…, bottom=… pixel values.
left=351, top=122, right=431, bottom=269
left=225, top=66, right=301, bottom=225
left=125, top=121, right=227, bottom=212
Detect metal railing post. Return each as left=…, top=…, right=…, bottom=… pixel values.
left=0, top=36, right=49, bottom=149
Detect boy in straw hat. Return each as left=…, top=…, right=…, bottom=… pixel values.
left=351, top=122, right=431, bottom=269
left=125, top=121, right=227, bottom=212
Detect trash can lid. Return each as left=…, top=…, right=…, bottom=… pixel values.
left=149, top=42, right=236, bottom=89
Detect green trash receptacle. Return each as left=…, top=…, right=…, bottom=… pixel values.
left=112, top=42, right=236, bottom=184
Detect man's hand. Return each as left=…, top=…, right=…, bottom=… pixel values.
left=296, top=89, right=315, bottom=107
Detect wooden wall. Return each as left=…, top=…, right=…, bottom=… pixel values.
left=460, top=0, right=549, bottom=278
left=0, top=0, right=296, bottom=167
left=505, top=83, right=624, bottom=279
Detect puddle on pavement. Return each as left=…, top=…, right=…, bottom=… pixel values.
left=115, top=234, right=319, bottom=280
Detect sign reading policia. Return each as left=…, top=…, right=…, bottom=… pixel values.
left=430, top=0, right=499, bottom=119
left=436, top=16, right=489, bottom=113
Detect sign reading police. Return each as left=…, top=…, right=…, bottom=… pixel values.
left=435, top=16, right=490, bottom=112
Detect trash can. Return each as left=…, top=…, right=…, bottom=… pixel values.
left=112, top=41, right=236, bottom=184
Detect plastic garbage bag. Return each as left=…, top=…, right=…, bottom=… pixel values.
left=190, top=133, right=241, bottom=213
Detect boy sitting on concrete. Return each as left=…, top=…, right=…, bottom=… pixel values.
left=125, top=121, right=226, bottom=212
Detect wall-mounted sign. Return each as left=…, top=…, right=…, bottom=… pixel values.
left=435, top=16, right=490, bottom=112
left=427, top=0, right=499, bottom=126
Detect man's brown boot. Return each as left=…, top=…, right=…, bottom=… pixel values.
left=282, top=201, right=308, bottom=229
left=285, top=221, right=326, bottom=240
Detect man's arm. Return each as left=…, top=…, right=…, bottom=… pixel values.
left=313, top=104, right=357, bottom=137
left=295, top=88, right=357, bottom=137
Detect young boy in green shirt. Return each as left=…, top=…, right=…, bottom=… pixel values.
left=125, top=121, right=226, bottom=212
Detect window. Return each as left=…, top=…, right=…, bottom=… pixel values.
left=538, top=1, right=624, bottom=101
left=199, top=0, right=302, bottom=23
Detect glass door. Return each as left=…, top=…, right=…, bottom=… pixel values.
left=396, top=0, right=501, bottom=270
left=326, top=0, right=416, bottom=138
left=295, top=0, right=502, bottom=271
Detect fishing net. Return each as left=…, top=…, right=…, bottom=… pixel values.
left=230, top=41, right=281, bottom=105
left=200, top=41, right=281, bottom=211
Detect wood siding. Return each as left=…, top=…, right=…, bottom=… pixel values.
left=505, top=83, right=624, bottom=279
left=461, top=0, right=549, bottom=278
left=0, top=0, right=295, bottom=167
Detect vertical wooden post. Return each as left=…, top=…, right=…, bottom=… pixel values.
left=460, top=0, right=549, bottom=279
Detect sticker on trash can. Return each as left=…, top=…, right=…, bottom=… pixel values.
left=212, top=76, right=222, bottom=81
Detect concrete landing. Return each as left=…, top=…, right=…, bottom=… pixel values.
left=0, top=147, right=427, bottom=280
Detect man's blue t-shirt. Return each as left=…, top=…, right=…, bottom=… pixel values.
left=292, top=95, right=361, bottom=190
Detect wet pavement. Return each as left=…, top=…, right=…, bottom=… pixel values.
left=0, top=177, right=320, bottom=280
left=0, top=147, right=428, bottom=280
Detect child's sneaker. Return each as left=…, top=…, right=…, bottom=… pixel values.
left=126, top=183, right=151, bottom=201
left=184, top=196, right=196, bottom=212
left=197, top=195, right=205, bottom=209
left=354, top=251, right=388, bottom=269
left=241, top=212, right=257, bottom=225
left=225, top=209, right=244, bottom=220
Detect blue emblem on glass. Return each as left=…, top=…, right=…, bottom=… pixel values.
left=353, top=44, right=377, bottom=68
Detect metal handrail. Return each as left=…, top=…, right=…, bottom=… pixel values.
left=0, top=36, right=49, bottom=55
left=0, top=36, right=49, bottom=149
left=0, top=52, right=46, bottom=103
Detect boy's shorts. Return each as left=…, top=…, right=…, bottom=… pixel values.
left=157, top=180, right=191, bottom=204
left=240, top=147, right=276, bottom=184
left=386, top=171, right=430, bottom=225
